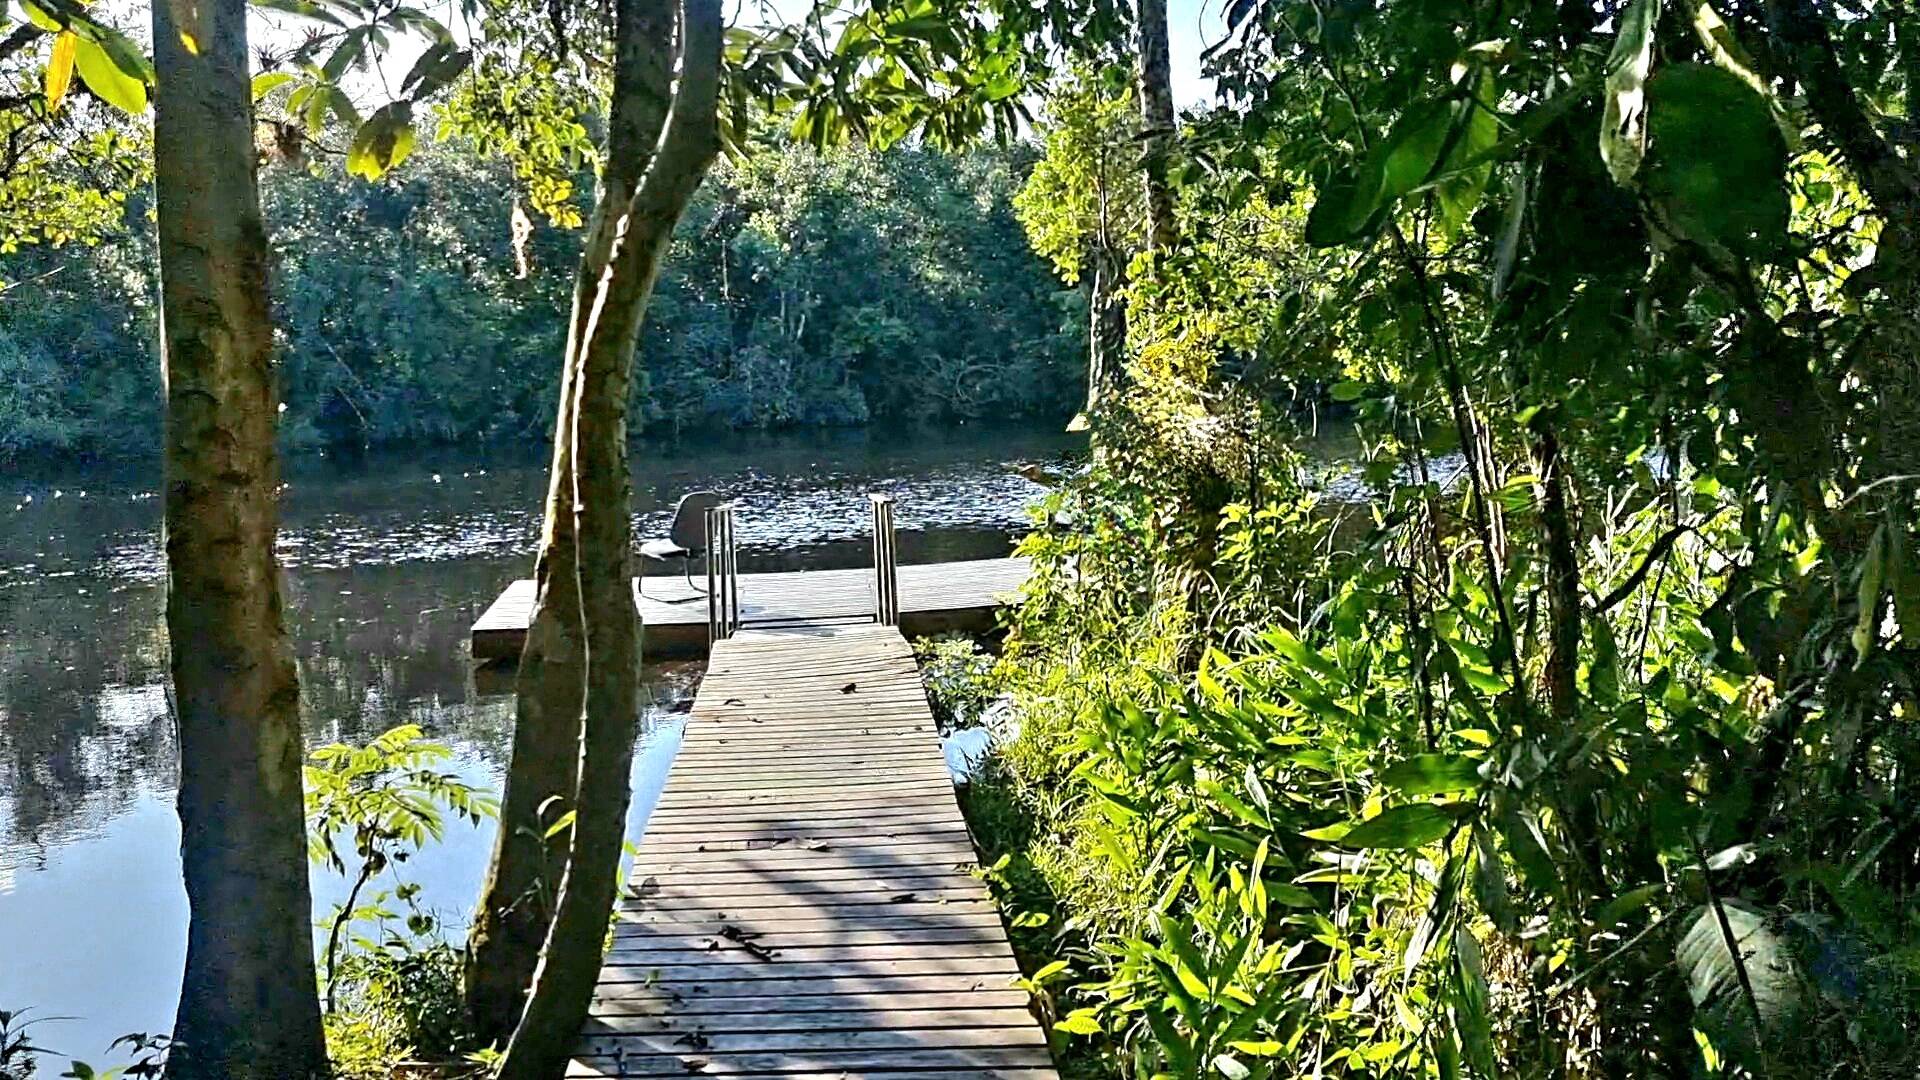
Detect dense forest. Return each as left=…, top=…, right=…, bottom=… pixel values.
left=0, top=137, right=1082, bottom=462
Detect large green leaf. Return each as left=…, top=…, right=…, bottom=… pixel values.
left=1675, top=901, right=1802, bottom=1060
left=1600, top=0, right=1659, bottom=184
left=1341, top=802, right=1471, bottom=849
left=1306, top=98, right=1454, bottom=247
left=1436, top=78, right=1499, bottom=237
left=1642, top=63, right=1789, bottom=255
left=1381, top=753, right=1484, bottom=796
left=72, top=34, right=145, bottom=112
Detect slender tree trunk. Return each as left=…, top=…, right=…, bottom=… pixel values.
left=1531, top=424, right=1579, bottom=725
left=490, top=0, right=722, bottom=1073
left=1076, top=244, right=1128, bottom=428
left=462, top=0, right=682, bottom=1041
left=152, top=0, right=328, bottom=1074
left=1135, top=0, right=1178, bottom=253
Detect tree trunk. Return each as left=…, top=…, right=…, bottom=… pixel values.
left=152, top=0, right=329, bottom=1074
left=1075, top=244, right=1129, bottom=428
left=490, top=0, right=722, bottom=1074
left=462, top=0, right=683, bottom=1042
left=1135, top=0, right=1178, bottom=254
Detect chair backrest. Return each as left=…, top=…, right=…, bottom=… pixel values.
left=669, top=490, right=725, bottom=550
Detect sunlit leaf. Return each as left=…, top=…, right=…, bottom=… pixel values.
left=73, top=35, right=146, bottom=113
left=45, top=30, right=77, bottom=110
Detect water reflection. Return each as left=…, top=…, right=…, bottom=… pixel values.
left=0, top=423, right=1078, bottom=1058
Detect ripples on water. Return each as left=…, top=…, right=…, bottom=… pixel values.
left=3, top=449, right=1061, bottom=589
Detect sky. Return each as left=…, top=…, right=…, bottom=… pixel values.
left=1166, top=0, right=1228, bottom=108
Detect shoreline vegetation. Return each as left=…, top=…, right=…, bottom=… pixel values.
left=0, top=136, right=1084, bottom=467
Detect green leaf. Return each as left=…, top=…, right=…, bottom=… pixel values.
left=322, top=25, right=367, bottom=80
left=1377, top=98, right=1454, bottom=203
left=1031, top=958, right=1070, bottom=982
left=252, top=71, right=296, bottom=99
left=1601, top=0, right=1659, bottom=184
left=1437, top=80, right=1499, bottom=236
left=1642, top=64, right=1789, bottom=255
left=347, top=101, right=415, bottom=179
left=1675, top=901, right=1800, bottom=1057
left=1592, top=883, right=1663, bottom=930
left=73, top=35, right=144, bottom=112
left=1054, top=1011, right=1102, bottom=1036
left=21, top=0, right=63, bottom=31
left=85, top=24, right=152, bottom=84
left=1380, top=753, right=1483, bottom=796
left=1329, top=380, right=1366, bottom=401
left=401, top=41, right=470, bottom=99
left=250, top=0, right=347, bottom=26
left=1342, top=802, right=1472, bottom=849
left=542, top=809, right=576, bottom=839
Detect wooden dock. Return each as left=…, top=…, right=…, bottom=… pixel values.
left=471, top=557, right=1031, bottom=660
left=571, top=624, right=1057, bottom=1078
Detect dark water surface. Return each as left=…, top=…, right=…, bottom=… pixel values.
left=0, top=424, right=1076, bottom=1059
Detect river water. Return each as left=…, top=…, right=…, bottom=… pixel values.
left=0, top=423, right=1078, bottom=1060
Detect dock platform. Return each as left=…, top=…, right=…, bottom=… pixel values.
left=471, top=556, right=1031, bottom=659
left=570, top=624, right=1057, bottom=1078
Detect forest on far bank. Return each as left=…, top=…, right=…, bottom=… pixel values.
left=0, top=135, right=1085, bottom=463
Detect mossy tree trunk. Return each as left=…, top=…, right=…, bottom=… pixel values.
left=152, top=0, right=329, bottom=1073
left=1135, top=0, right=1178, bottom=255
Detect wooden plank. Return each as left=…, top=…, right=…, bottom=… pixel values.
left=581, top=1007, right=1040, bottom=1034
left=564, top=1046, right=1052, bottom=1077
left=608, top=926, right=1009, bottom=950
left=578, top=625, right=1054, bottom=1077
left=576, top=1024, right=1046, bottom=1056
left=612, top=910, right=1007, bottom=936
left=587, top=988, right=1034, bottom=1018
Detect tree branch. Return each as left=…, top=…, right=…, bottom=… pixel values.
left=1590, top=521, right=1710, bottom=615
left=1765, top=0, right=1920, bottom=215
left=629, top=0, right=721, bottom=226
left=0, top=23, right=44, bottom=64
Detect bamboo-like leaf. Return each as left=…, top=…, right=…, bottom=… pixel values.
left=1853, top=523, right=1887, bottom=661
left=1341, top=802, right=1471, bottom=849
left=1381, top=752, right=1484, bottom=796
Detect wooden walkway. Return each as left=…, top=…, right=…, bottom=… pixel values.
left=472, top=557, right=1031, bottom=659
left=570, top=624, right=1057, bottom=1078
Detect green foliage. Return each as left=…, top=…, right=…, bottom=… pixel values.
left=1013, top=67, right=1144, bottom=285
left=914, top=633, right=999, bottom=729
left=964, top=0, right=1920, bottom=1071
left=0, top=133, right=1081, bottom=459
left=305, top=724, right=496, bottom=1070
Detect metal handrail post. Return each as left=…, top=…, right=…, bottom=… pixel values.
left=705, top=504, right=724, bottom=645
left=706, top=503, right=741, bottom=645
left=869, top=493, right=898, bottom=625
left=722, top=505, right=739, bottom=637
